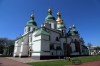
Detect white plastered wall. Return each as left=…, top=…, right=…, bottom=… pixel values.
left=13, top=38, right=22, bottom=57
left=19, top=35, right=29, bottom=57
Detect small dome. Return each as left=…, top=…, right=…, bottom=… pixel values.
left=45, top=14, right=55, bottom=21
left=56, top=11, right=63, bottom=24
left=27, top=20, right=37, bottom=26
left=57, top=23, right=66, bottom=29
left=45, top=6, right=55, bottom=21
left=67, top=27, right=79, bottom=36
left=56, top=18, right=63, bottom=24
left=72, top=28, right=78, bottom=34
left=27, top=11, right=37, bottom=26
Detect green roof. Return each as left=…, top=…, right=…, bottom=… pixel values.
left=35, top=28, right=50, bottom=36
left=57, top=23, right=66, bottom=29
left=16, top=31, right=33, bottom=40
left=45, top=14, right=55, bottom=21
left=27, top=20, right=37, bottom=26
left=67, top=28, right=78, bottom=36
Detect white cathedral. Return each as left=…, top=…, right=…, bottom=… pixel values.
left=13, top=7, right=89, bottom=60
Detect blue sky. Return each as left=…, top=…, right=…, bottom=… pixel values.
left=0, top=0, right=100, bottom=46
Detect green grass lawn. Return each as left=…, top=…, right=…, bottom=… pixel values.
left=27, top=55, right=100, bottom=66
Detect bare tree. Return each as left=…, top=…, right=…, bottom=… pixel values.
left=6, top=40, right=15, bottom=56
left=0, top=38, right=8, bottom=54
left=87, top=43, right=92, bottom=55
left=94, top=46, right=100, bottom=53
left=87, top=43, right=92, bottom=48
left=0, top=37, right=15, bottom=56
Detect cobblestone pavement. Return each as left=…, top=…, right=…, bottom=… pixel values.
left=0, top=57, right=31, bottom=66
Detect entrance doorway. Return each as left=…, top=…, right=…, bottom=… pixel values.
left=29, top=46, right=32, bottom=57
left=66, top=44, right=72, bottom=56
left=63, top=43, right=67, bottom=56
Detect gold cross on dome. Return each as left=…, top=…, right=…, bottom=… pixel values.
left=49, top=5, right=50, bottom=9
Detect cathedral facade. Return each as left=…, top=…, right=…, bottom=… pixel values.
left=13, top=8, right=89, bottom=60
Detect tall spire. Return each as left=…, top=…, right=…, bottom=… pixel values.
left=48, top=5, right=52, bottom=15
left=30, top=10, right=34, bottom=20
left=56, top=10, right=63, bottom=24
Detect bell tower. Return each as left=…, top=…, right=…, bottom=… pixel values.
left=24, top=10, right=38, bottom=34
left=56, top=10, right=66, bottom=37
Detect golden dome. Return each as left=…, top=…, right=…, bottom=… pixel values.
left=56, top=11, right=63, bottom=24
left=30, top=10, right=34, bottom=20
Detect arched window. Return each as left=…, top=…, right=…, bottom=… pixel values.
left=56, top=37, right=59, bottom=41
left=28, top=27, right=30, bottom=31
left=49, top=24, right=51, bottom=28
left=62, top=30, right=63, bottom=36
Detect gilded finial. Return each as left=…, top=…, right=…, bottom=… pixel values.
left=30, top=10, right=34, bottom=20
left=57, top=10, right=61, bottom=17
left=49, top=5, right=50, bottom=9
left=48, top=5, right=52, bottom=15
left=56, top=10, right=63, bottom=24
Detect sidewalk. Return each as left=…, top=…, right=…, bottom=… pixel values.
left=0, top=57, right=31, bottom=66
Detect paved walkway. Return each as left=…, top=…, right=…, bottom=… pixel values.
left=1, top=57, right=100, bottom=66
left=0, top=57, right=31, bottom=66
left=5, top=57, right=63, bottom=63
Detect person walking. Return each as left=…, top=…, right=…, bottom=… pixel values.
left=68, top=57, right=70, bottom=61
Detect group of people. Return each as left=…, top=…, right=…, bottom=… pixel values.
left=64, top=57, right=70, bottom=61
left=93, top=51, right=97, bottom=57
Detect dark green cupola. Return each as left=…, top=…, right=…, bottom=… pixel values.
left=67, top=24, right=79, bottom=36
left=45, top=6, right=55, bottom=21
left=27, top=11, right=37, bottom=26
